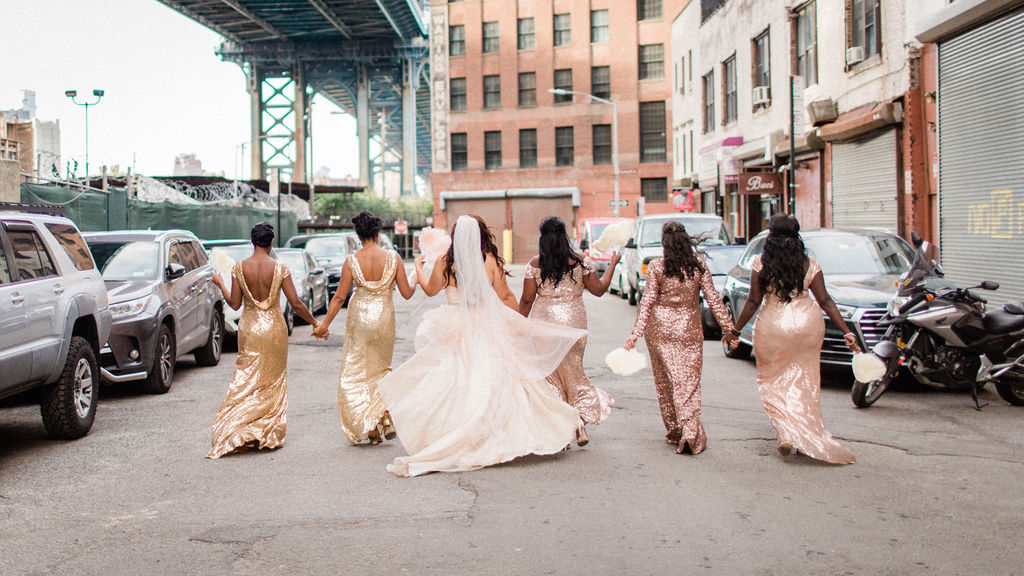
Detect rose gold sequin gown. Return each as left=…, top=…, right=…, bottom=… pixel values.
left=525, top=258, right=614, bottom=424
left=631, top=259, right=732, bottom=453
left=336, top=252, right=398, bottom=444
left=207, top=261, right=289, bottom=458
left=750, top=255, right=855, bottom=464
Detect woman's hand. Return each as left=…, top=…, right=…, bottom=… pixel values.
left=415, top=254, right=426, bottom=269
left=609, top=250, right=622, bottom=265
left=624, top=334, right=639, bottom=351
left=312, top=321, right=329, bottom=340
left=211, top=273, right=225, bottom=290
left=844, top=332, right=862, bottom=353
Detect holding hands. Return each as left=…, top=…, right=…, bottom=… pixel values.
left=312, top=320, right=329, bottom=340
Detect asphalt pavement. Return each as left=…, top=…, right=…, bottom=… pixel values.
left=2, top=267, right=1022, bottom=575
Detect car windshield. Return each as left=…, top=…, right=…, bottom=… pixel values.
left=277, top=251, right=306, bottom=275
left=89, top=241, right=160, bottom=281
left=640, top=218, right=727, bottom=246
left=590, top=223, right=609, bottom=242
left=806, top=235, right=914, bottom=276
left=703, top=247, right=745, bottom=275
left=212, top=245, right=255, bottom=262
left=304, top=237, right=349, bottom=260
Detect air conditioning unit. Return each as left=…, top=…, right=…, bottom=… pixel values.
left=752, top=86, right=771, bottom=106
left=846, top=46, right=865, bottom=66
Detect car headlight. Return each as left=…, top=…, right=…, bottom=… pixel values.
left=835, top=304, right=856, bottom=319
left=110, top=295, right=152, bottom=319
left=888, top=295, right=910, bottom=316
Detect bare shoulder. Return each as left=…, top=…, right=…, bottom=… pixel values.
left=527, top=255, right=540, bottom=267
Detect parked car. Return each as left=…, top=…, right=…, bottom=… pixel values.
left=276, top=247, right=328, bottom=320
left=286, top=233, right=358, bottom=302
left=719, top=227, right=916, bottom=366
left=623, top=213, right=732, bottom=305
left=85, top=230, right=224, bottom=393
left=0, top=206, right=112, bottom=438
left=576, top=217, right=631, bottom=274
left=199, top=240, right=295, bottom=336
left=698, top=244, right=746, bottom=338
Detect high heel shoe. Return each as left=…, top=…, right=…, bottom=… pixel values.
left=575, top=424, right=589, bottom=447
left=777, top=443, right=793, bottom=457
left=381, top=412, right=397, bottom=440
left=368, top=426, right=383, bottom=445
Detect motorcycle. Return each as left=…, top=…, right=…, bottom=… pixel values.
left=851, top=231, right=1024, bottom=409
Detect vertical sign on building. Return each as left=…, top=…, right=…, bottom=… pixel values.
left=788, top=75, right=805, bottom=212
left=430, top=7, right=450, bottom=172
left=791, top=75, right=805, bottom=139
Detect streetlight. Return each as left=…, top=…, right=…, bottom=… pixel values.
left=65, top=89, right=104, bottom=181
left=548, top=88, right=620, bottom=217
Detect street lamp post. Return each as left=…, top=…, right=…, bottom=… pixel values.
left=65, top=89, right=104, bottom=182
left=548, top=88, right=620, bottom=218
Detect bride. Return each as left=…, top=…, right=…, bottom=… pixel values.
left=378, top=215, right=586, bottom=477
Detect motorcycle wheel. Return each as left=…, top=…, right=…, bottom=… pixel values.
left=851, top=374, right=892, bottom=408
left=995, top=373, right=1024, bottom=406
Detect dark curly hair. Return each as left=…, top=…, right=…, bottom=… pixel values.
left=537, top=216, right=585, bottom=286
left=758, top=213, right=809, bottom=302
left=250, top=222, right=275, bottom=248
left=352, top=210, right=383, bottom=241
left=661, top=221, right=705, bottom=281
left=443, top=214, right=508, bottom=285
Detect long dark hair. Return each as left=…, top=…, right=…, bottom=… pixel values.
left=443, top=214, right=508, bottom=285
left=758, top=213, right=808, bottom=302
left=661, top=221, right=705, bottom=280
left=537, top=216, right=585, bottom=285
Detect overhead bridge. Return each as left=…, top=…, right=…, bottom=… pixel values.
left=157, top=0, right=430, bottom=196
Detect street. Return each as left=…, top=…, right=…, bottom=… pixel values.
left=2, top=272, right=1023, bottom=576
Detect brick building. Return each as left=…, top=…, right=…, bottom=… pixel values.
left=427, top=0, right=686, bottom=261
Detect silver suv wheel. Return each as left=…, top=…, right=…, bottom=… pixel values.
left=72, top=357, right=94, bottom=419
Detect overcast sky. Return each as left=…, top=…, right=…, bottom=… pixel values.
left=0, top=0, right=359, bottom=179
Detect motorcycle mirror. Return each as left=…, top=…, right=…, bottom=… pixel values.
left=980, top=280, right=1000, bottom=291
left=910, top=230, right=923, bottom=248
left=932, top=261, right=945, bottom=277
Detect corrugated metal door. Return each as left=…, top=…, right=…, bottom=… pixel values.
left=831, top=129, right=899, bottom=231
left=445, top=199, right=508, bottom=257
left=939, top=6, right=1024, bottom=306
left=510, top=197, right=574, bottom=263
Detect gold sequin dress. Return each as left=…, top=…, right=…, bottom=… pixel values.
left=525, top=258, right=614, bottom=424
left=207, top=261, right=290, bottom=458
left=750, top=255, right=855, bottom=464
left=631, top=259, right=732, bottom=453
left=336, top=251, right=398, bottom=444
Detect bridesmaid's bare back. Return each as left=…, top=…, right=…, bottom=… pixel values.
left=241, top=255, right=279, bottom=301
left=354, top=245, right=390, bottom=282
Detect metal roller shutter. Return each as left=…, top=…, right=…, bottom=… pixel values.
left=938, top=7, right=1024, bottom=306
left=831, top=129, right=899, bottom=231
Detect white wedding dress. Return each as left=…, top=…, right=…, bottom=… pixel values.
left=379, top=216, right=585, bottom=477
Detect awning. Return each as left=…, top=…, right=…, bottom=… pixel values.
left=774, top=128, right=826, bottom=158
left=733, top=131, right=786, bottom=164
left=817, top=102, right=903, bottom=142
left=440, top=187, right=580, bottom=210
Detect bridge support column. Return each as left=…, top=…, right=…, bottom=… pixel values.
left=292, top=65, right=307, bottom=183
left=249, top=65, right=264, bottom=180
left=357, top=66, right=370, bottom=188
left=402, top=59, right=416, bottom=197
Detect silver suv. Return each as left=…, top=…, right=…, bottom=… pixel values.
left=0, top=204, right=111, bottom=439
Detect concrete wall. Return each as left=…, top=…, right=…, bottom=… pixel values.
left=0, top=160, right=19, bottom=203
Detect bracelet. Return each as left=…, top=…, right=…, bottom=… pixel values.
left=843, top=332, right=855, bottom=339
left=730, top=327, right=742, bottom=337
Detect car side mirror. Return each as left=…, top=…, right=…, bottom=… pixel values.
left=579, top=239, right=589, bottom=250
left=311, top=267, right=324, bottom=276
left=166, top=263, right=186, bottom=280
left=624, top=238, right=637, bottom=249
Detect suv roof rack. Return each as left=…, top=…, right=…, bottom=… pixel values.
left=0, top=202, right=66, bottom=217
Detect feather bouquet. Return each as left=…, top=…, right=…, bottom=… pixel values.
left=418, top=227, right=452, bottom=264
left=592, top=220, right=633, bottom=253
left=210, top=248, right=236, bottom=276
left=852, top=352, right=887, bottom=383
left=605, top=347, right=648, bottom=376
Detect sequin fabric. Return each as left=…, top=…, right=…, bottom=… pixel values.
left=336, top=251, right=398, bottom=444
left=525, top=258, right=614, bottom=424
left=631, top=259, right=732, bottom=453
left=750, top=255, right=855, bottom=464
left=207, top=261, right=290, bottom=458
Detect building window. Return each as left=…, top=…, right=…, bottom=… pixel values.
left=518, top=72, right=536, bottom=107
left=639, top=44, right=665, bottom=80
left=483, top=75, right=501, bottom=108
left=593, top=124, right=612, bottom=165
left=795, top=2, right=818, bottom=85
left=850, top=0, right=880, bottom=59
left=519, top=129, right=537, bottom=168
left=641, top=178, right=668, bottom=203
left=553, top=13, right=571, bottom=46
left=449, top=25, right=465, bottom=56
left=753, top=29, right=770, bottom=108
left=554, top=69, right=573, bottom=103
left=518, top=17, right=535, bottom=50
left=485, top=131, right=502, bottom=169
left=638, top=0, right=662, bottom=20
left=723, top=55, right=737, bottom=124
left=483, top=21, right=499, bottom=53
left=450, top=78, right=466, bottom=111
left=556, top=126, right=574, bottom=166
left=451, top=133, right=468, bottom=171
left=678, top=56, right=685, bottom=93
left=702, top=71, right=715, bottom=133
left=639, top=101, right=667, bottom=163
left=591, top=66, right=611, bottom=100
left=591, top=9, right=609, bottom=43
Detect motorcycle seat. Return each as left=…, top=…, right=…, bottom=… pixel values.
left=1005, top=301, right=1024, bottom=315
left=982, top=309, right=1024, bottom=334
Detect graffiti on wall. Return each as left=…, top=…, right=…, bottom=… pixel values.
left=967, top=189, right=1023, bottom=239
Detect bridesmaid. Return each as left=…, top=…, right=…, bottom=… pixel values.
left=207, top=222, right=321, bottom=458
left=519, top=216, right=619, bottom=446
left=730, top=214, right=859, bottom=464
left=624, top=221, right=736, bottom=455
left=313, top=211, right=417, bottom=445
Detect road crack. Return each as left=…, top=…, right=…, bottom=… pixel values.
left=454, top=475, right=479, bottom=527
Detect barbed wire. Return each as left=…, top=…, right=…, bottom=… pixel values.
left=134, top=176, right=310, bottom=220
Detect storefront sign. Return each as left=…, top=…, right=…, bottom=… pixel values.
left=672, top=189, right=694, bottom=212
left=738, top=172, right=783, bottom=195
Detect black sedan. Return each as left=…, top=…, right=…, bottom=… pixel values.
left=699, top=245, right=746, bottom=338
left=719, top=228, right=915, bottom=366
